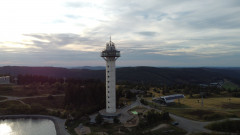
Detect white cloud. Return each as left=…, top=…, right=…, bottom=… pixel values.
left=0, top=0, right=240, bottom=66
left=59, top=44, right=102, bottom=52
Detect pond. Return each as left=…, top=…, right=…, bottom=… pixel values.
left=0, top=118, right=56, bottom=135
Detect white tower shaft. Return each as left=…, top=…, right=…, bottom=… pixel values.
left=101, top=38, right=120, bottom=114
left=106, top=58, right=116, bottom=113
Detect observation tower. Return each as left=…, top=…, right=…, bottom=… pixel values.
left=101, top=37, right=120, bottom=114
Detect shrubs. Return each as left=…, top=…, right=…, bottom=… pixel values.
left=47, top=94, right=54, bottom=100
left=140, top=99, right=148, bottom=105
left=138, top=109, right=170, bottom=129
left=186, top=109, right=230, bottom=121
left=5, top=104, right=30, bottom=114
left=0, top=85, right=13, bottom=91
left=114, top=117, right=120, bottom=123
left=203, top=114, right=222, bottom=121
left=2, top=102, right=49, bottom=115
left=206, top=120, right=240, bottom=133
left=30, top=103, right=47, bottom=113
left=95, top=114, right=103, bottom=124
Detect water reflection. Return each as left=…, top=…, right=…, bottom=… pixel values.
left=0, top=119, right=56, bottom=135
left=0, top=123, right=12, bottom=134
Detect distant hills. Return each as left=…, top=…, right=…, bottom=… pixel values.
left=70, top=66, right=105, bottom=70
left=0, top=66, right=240, bottom=85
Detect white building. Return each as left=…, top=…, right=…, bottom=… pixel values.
left=0, top=76, right=10, bottom=84
left=160, top=94, right=184, bottom=104
left=101, top=38, right=120, bottom=114
left=153, top=94, right=185, bottom=104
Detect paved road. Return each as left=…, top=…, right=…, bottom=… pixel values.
left=140, top=102, right=216, bottom=134
left=0, top=115, right=70, bottom=135
left=142, top=100, right=240, bottom=135
left=119, top=96, right=142, bottom=123
left=169, top=113, right=211, bottom=134
left=89, top=97, right=142, bottom=123
left=89, top=96, right=240, bottom=134
left=171, top=115, right=240, bottom=135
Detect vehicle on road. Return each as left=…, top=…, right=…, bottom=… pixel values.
left=171, top=121, right=179, bottom=126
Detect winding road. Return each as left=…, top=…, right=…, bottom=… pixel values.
left=169, top=113, right=211, bottom=134
left=143, top=100, right=240, bottom=135
left=118, top=96, right=240, bottom=134
left=0, top=94, right=64, bottom=103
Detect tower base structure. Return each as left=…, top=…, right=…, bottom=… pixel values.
left=99, top=109, right=121, bottom=118
left=99, top=109, right=121, bottom=123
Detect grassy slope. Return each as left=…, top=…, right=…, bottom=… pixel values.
left=168, top=97, right=240, bottom=121
left=145, top=96, right=240, bottom=121
left=178, top=97, right=240, bottom=109
left=206, top=120, right=240, bottom=133
left=0, top=97, right=7, bottom=101
left=21, top=96, right=65, bottom=109
left=222, top=80, right=239, bottom=90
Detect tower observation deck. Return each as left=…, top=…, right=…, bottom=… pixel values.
left=101, top=38, right=120, bottom=114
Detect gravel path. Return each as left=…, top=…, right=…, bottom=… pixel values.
left=151, top=124, right=168, bottom=131
left=0, top=94, right=65, bottom=103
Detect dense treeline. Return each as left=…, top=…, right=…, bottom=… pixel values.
left=159, top=84, right=240, bottom=97
left=138, top=109, right=170, bottom=129
left=14, top=74, right=106, bottom=116
left=17, top=74, right=62, bottom=84
left=119, top=82, right=240, bottom=98
left=1, top=66, right=240, bottom=85
left=17, top=74, right=102, bottom=85
left=64, top=82, right=105, bottom=109
left=117, top=67, right=240, bottom=85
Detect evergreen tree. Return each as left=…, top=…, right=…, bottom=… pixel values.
left=113, top=117, right=120, bottom=123
left=95, top=114, right=103, bottom=124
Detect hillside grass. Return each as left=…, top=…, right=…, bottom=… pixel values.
left=176, top=97, right=240, bottom=110
left=0, top=100, right=29, bottom=115
left=21, top=96, right=65, bottom=109
left=222, top=80, right=239, bottom=90
left=206, top=120, right=240, bottom=133
left=149, top=125, right=187, bottom=135
left=87, top=123, right=127, bottom=135
left=145, top=96, right=240, bottom=121
left=173, top=98, right=240, bottom=120
left=0, top=84, right=64, bottom=97
left=0, top=97, right=7, bottom=101
left=0, top=100, right=22, bottom=108
left=189, top=133, right=227, bottom=135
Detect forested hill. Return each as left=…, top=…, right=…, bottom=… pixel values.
left=0, top=66, right=240, bottom=85
left=0, top=66, right=104, bottom=79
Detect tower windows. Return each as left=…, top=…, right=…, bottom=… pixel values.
left=108, top=86, right=109, bottom=88
left=108, top=81, right=109, bottom=83
left=108, top=96, right=109, bottom=98
left=108, top=76, right=109, bottom=78
left=107, top=71, right=109, bottom=73
left=108, top=91, right=109, bottom=93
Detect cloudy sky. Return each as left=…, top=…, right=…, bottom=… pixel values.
left=0, top=0, right=240, bottom=67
